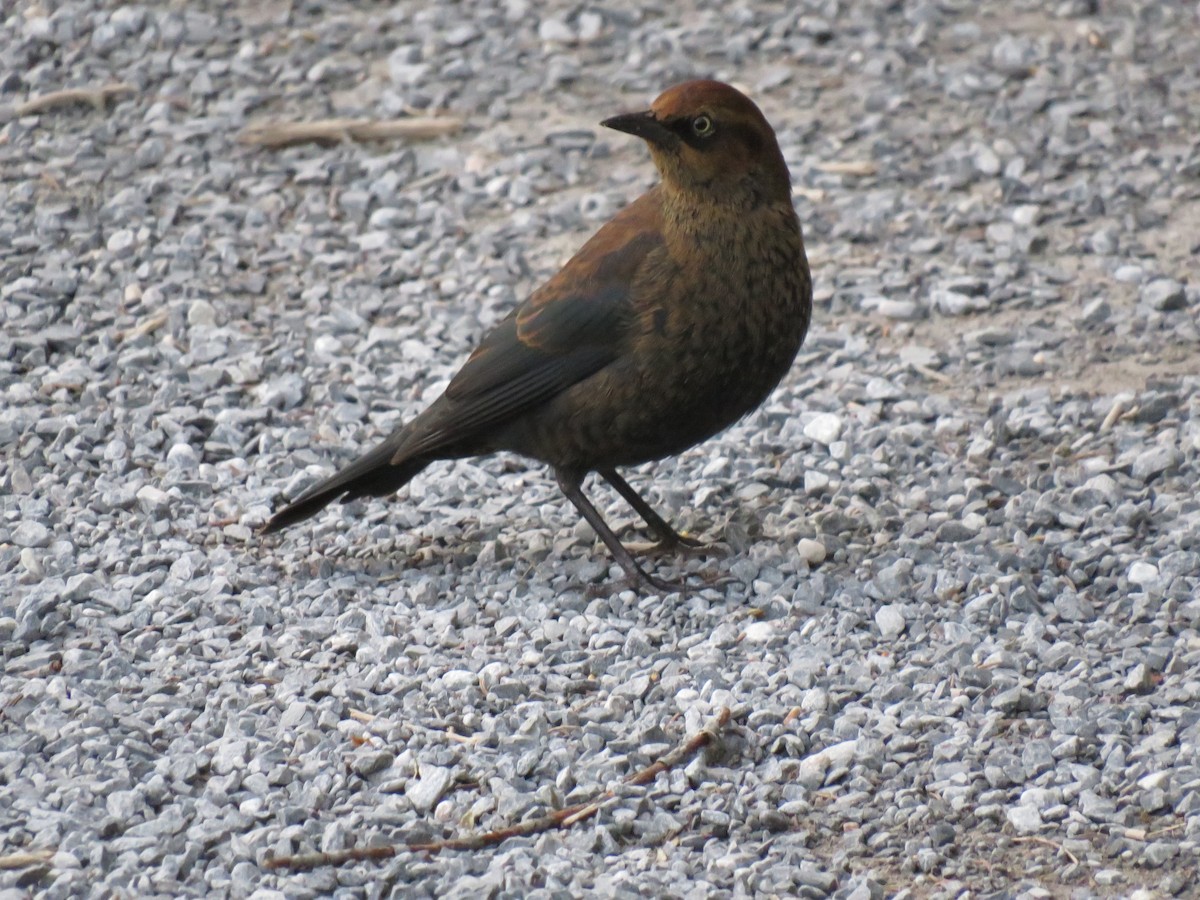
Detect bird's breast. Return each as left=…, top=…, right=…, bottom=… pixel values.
left=603, top=207, right=812, bottom=458
left=653, top=208, right=810, bottom=394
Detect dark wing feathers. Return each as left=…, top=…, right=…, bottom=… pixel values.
left=394, top=193, right=665, bottom=459
left=399, top=343, right=615, bottom=460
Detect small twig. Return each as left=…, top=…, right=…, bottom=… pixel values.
left=792, top=186, right=826, bottom=202
left=622, top=706, right=731, bottom=788
left=345, top=709, right=480, bottom=746
left=0, top=849, right=55, bottom=870
left=1147, top=822, right=1185, bottom=838
left=1099, top=397, right=1133, bottom=432
left=116, top=311, right=169, bottom=343
left=813, top=160, right=878, bottom=177
left=404, top=170, right=453, bottom=193
left=1012, top=835, right=1079, bottom=866
left=262, top=846, right=397, bottom=870
left=18, top=83, right=135, bottom=116
left=239, top=117, right=464, bottom=150
left=911, top=362, right=954, bottom=385
left=265, top=707, right=732, bottom=870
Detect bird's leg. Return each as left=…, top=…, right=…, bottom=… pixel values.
left=555, top=470, right=682, bottom=594
left=598, top=468, right=707, bottom=554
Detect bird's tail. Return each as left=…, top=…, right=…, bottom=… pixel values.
left=261, top=439, right=429, bottom=533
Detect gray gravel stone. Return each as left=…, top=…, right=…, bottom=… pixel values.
left=803, top=413, right=843, bottom=446
left=1141, top=278, right=1187, bottom=311
left=408, top=766, right=454, bottom=813
left=12, top=521, right=52, bottom=548
left=797, top=538, right=826, bottom=566
left=1131, top=446, right=1182, bottom=482
left=875, top=604, right=906, bottom=639
left=1006, top=805, right=1043, bottom=834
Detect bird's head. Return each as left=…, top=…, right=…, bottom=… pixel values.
left=602, top=80, right=792, bottom=205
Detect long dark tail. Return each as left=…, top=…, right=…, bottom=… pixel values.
left=262, top=439, right=429, bottom=533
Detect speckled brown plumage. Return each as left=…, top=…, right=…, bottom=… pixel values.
left=264, top=80, right=813, bottom=591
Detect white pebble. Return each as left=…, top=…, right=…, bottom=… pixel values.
left=440, top=669, right=475, bottom=691
left=106, top=229, right=136, bottom=254
left=961, top=512, right=987, bottom=532
left=313, top=335, right=342, bottom=359
left=1006, top=805, right=1044, bottom=835
left=408, top=765, right=452, bottom=812
left=875, top=604, right=906, bottom=638
left=136, top=485, right=170, bottom=515
left=801, top=687, right=828, bottom=712
left=873, top=298, right=923, bottom=320
left=804, top=471, right=830, bottom=495
left=797, top=739, right=858, bottom=789
left=538, top=18, right=573, bottom=42
left=578, top=12, right=604, bottom=41
left=166, top=443, right=200, bottom=470
left=187, top=300, right=217, bottom=327
left=742, top=621, right=774, bottom=642
left=13, top=521, right=52, bottom=548
left=1127, top=561, right=1159, bottom=586
left=19, top=548, right=44, bottom=578
left=804, top=413, right=843, bottom=446
left=797, top=538, right=826, bottom=565
left=1011, top=204, right=1040, bottom=226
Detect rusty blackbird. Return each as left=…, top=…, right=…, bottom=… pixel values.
left=264, top=80, right=813, bottom=591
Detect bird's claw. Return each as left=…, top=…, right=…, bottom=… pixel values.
left=627, top=570, right=688, bottom=595
left=584, top=561, right=741, bottom=597
left=628, top=562, right=741, bottom=595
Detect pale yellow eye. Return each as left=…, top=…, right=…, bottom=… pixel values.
left=691, top=115, right=714, bottom=137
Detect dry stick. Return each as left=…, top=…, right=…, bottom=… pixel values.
left=813, top=160, right=879, bottom=177
left=1011, top=835, right=1079, bottom=866
left=264, top=706, right=733, bottom=871
left=0, top=850, right=55, bottom=870
left=1147, top=822, right=1186, bottom=839
left=115, top=311, right=169, bottom=344
left=346, top=708, right=481, bottom=746
left=18, top=83, right=135, bottom=115
left=910, top=362, right=954, bottom=385
left=238, top=117, right=464, bottom=150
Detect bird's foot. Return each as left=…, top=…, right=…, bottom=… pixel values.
left=624, top=569, right=688, bottom=595
left=584, top=568, right=684, bottom=599
left=699, top=570, right=741, bottom=589
left=584, top=562, right=739, bottom=598
left=626, top=560, right=742, bottom=595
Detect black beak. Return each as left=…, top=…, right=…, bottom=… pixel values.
left=601, top=110, right=676, bottom=147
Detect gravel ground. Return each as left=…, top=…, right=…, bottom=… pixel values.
left=3, top=0, right=1199, bottom=897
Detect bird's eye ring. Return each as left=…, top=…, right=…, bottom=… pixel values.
left=691, top=115, right=714, bottom=137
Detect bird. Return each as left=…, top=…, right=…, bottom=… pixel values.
left=264, top=79, right=813, bottom=592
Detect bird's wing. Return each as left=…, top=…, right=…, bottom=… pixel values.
left=395, top=192, right=665, bottom=460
